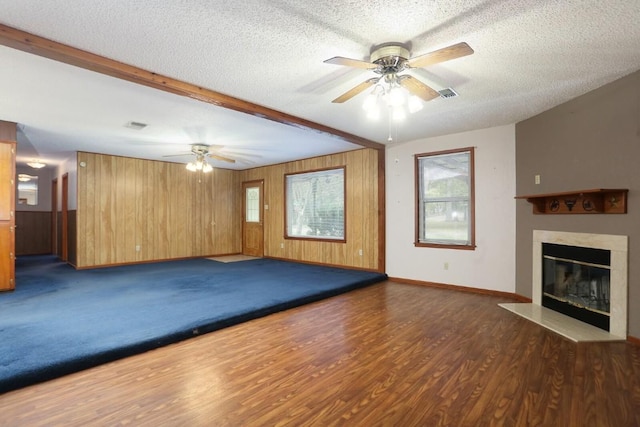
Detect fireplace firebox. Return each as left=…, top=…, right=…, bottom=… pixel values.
left=542, top=243, right=611, bottom=331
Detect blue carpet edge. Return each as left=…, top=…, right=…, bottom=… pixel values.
left=1, top=272, right=386, bottom=394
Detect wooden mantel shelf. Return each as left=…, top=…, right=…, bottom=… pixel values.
left=515, top=189, right=628, bottom=214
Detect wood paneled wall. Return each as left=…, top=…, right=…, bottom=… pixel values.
left=15, top=211, right=51, bottom=255
left=67, top=210, right=77, bottom=266
left=75, top=149, right=381, bottom=271
left=240, top=148, right=382, bottom=271
left=76, top=152, right=241, bottom=268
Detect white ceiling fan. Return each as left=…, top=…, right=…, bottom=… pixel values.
left=164, top=143, right=258, bottom=172
left=324, top=41, right=474, bottom=104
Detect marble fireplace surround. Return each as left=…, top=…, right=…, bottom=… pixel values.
left=501, top=230, right=628, bottom=342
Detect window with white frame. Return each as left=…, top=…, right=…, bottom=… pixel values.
left=415, top=148, right=475, bottom=249
left=285, top=167, right=345, bottom=241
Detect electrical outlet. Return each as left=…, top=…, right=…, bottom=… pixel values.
left=135, top=245, right=141, bottom=252
left=280, top=243, right=284, bottom=249
left=535, top=174, right=541, bottom=185
left=444, top=262, right=449, bottom=270
left=358, top=249, right=363, bottom=256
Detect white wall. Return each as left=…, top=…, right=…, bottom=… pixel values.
left=386, top=125, right=516, bottom=293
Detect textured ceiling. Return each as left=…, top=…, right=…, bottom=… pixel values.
left=1, top=1, right=640, bottom=169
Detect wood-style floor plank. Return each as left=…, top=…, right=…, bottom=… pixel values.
left=0, top=281, right=639, bottom=426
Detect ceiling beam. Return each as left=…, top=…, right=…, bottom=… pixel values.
left=0, top=24, right=384, bottom=151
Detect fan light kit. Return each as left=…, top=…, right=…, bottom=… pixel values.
left=324, top=41, right=473, bottom=124
left=361, top=74, right=425, bottom=122
left=186, top=145, right=214, bottom=173
left=186, top=155, right=213, bottom=173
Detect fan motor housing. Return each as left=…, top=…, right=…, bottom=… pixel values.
left=370, top=44, right=410, bottom=74
left=191, top=144, right=209, bottom=155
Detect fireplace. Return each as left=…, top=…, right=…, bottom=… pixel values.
left=500, top=230, right=628, bottom=341
left=542, top=243, right=611, bottom=331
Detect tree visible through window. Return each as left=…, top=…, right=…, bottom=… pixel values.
left=415, top=148, right=475, bottom=249
left=285, top=167, right=345, bottom=241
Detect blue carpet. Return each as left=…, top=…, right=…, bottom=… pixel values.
left=0, top=256, right=386, bottom=394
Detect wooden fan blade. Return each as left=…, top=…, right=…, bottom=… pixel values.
left=208, top=154, right=236, bottom=163
left=219, top=150, right=263, bottom=159
left=398, top=76, right=441, bottom=101
left=406, top=42, right=474, bottom=69
left=332, top=78, right=379, bottom=103
left=224, top=154, right=257, bottom=164
left=162, top=152, right=192, bottom=157
left=323, top=56, right=378, bottom=69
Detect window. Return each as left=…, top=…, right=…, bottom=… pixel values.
left=285, top=167, right=345, bottom=241
left=245, top=186, right=260, bottom=223
left=415, top=147, right=475, bottom=249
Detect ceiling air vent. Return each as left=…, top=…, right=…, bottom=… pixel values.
left=438, top=88, right=458, bottom=99
left=125, top=121, right=148, bottom=130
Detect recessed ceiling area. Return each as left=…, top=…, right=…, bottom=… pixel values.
left=1, top=1, right=640, bottom=169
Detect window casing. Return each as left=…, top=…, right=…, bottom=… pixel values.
left=285, top=167, right=345, bottom=242
left=415, top=147, right=475, bottom=249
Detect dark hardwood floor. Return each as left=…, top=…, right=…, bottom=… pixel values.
left=0, top=281, right=638, bottom=426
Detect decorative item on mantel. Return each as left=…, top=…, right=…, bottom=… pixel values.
left=515, top=189, right=628, bottom=214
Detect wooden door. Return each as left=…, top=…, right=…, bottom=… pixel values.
left=0, top=142, right=14, bottom=221
left=242, top=180, right=264, bottom=257
left=51, top=178, right=58, bottom=255
left=0, top=140, right=16, bottom=291
left=61, top=173, right=68, bottom=262
left=0, top=223, right=14, bottom=290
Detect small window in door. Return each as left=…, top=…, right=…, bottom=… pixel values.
left=246, top=187, right=260, bottom=223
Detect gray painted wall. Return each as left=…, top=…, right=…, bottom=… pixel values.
left=515, top=70, right=640, bottom=338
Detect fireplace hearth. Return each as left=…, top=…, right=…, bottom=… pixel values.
left=500, top=230, right=628, bottom=342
